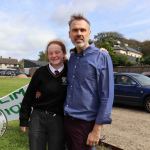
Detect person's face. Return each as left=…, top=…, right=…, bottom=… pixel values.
left=69, top=20, right=91, bottom=52
left=47, top=44, right=65, bottom=67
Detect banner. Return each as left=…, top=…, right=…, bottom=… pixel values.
left=0, top=110, right=7, bottom=136
left=0, top=85, right=28, bottom=121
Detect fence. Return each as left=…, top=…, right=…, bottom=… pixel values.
left=114, top=65, right=150, bottom=73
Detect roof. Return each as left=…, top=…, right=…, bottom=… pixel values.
left=126, top=47, right=142, bottom=54
left=113, top=46, right=142, bottom=55
left=114, top=72, right=140, bottom=75
left=23, top=59, right=48, bottom=68
left=26, top=59, right=48, bottom=66
left=0, top=57, right=18, bottom=65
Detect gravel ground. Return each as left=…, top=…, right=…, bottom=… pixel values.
left=97, top=105, right=150, bottom=150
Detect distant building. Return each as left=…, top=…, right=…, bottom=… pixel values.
left=22, top=59, right=48, bottom=76
left=114, top=45, right=142, bottom=58
left=113, top=45, right=143, bottom=62
left=0, top=56, right=19, bottom=69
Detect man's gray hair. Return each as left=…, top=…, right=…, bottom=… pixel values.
left=68, top=14, right=90, bottom=27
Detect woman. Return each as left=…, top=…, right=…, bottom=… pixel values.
left=19, top=40, right=67, bottom=150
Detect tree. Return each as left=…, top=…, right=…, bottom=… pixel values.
left=140, top=41, right=150, bottom=56
left=142, top=55, right=150, bottom=65
left=18, top=60, right=24, bottom=69
left=94, top=32, right=124, bottom=49
left=111, top=53, right=129, bottom=66
left=94, top=32, right=130, bottom=66
left=38, top=51, right=47, bottom=61
left=122, top=38, right=141, bottom=50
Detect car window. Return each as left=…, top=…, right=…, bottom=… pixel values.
left=115, top=75, right=136, bottom=85
left=132, top=74, right=150, bottom=86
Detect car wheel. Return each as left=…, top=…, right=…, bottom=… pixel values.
left=144, top=96, right=150, bottom=113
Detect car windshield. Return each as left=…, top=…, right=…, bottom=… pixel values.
left=132, top=74, right=150, bottom=86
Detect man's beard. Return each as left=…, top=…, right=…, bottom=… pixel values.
left=74, top=42, right=85, bottom=50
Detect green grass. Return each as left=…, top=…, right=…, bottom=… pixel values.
left=0, top=120, right=29, bottom=150
left=0, top=77, right=110, bottom=150
left=0, top=121, right=110, bottom=150
left=0, top=77, right=30, bottom=149
left=0, top=77, right=30, bottom=97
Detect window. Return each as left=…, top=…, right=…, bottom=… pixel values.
left=115, top=75, right=136, bottom=85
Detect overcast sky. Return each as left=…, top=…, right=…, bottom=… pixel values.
left=0, top=0, right=150, bottom=60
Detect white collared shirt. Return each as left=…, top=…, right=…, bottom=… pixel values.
left=49, top=64, right=64, bottom=74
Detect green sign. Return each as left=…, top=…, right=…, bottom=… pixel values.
left=0, top=85, right=28, bottom=121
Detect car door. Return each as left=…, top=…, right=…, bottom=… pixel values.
left=114, top=75, right=143, bottom=105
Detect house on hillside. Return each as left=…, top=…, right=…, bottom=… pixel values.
left=113, top=45, right=143, bottom=63
left=21, top=59, right=48, bottom=76
left=0, top=56, right=19, bottom=69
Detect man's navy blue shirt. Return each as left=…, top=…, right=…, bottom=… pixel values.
left=64, top=44, right=114, bottom=124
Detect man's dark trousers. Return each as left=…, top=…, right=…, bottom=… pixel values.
left=64, top=115, right=96, bottom=150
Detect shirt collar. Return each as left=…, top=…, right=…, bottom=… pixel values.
left=70, top=43, right=98, bottom=56
left=49, top=64, right=64, bottom=74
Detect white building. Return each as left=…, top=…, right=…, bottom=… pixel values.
left=113, top=45, right=142, bottom=58
left=0, top=56, right=19, bottom=69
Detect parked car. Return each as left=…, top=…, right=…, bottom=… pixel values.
left=5, top=70, right=16, bottom=76
left=0, top=69, right=6, bottom=76
left=142, top=72, right=150, bottom=78
left=114, top=73, right=150, bottom=112
left=0, top=69, right=27, bottom=76
left=0, top=69, right=17, bottom=76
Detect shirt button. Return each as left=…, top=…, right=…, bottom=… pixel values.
left=66, top=105, right=69, bottom=107
left=74, top=65, right=76, bottom=69
left=70, top=85, right=72, bottom=88
left=73, top=75, right=75, bottom=78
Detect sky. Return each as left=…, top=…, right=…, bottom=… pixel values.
left=0, top=0, right=150, bottom=60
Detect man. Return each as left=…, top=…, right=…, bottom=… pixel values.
left=64, top=14, right=114, bottom=150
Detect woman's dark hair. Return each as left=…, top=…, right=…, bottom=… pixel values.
left=46, top=40, right=66, bottom=55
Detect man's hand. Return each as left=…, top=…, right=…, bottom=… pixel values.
left=20, top=126, right=28, bottom=133
left=100, top=48, right=108, bottom=53
left=86, top=124, right=102, bottom=146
